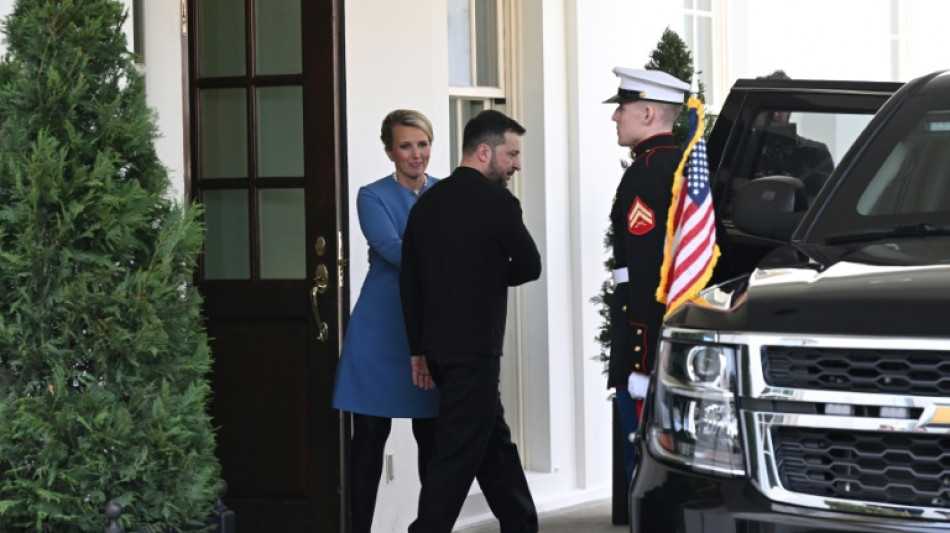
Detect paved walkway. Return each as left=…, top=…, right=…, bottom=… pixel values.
left=455, top=499, right=627, bottom=533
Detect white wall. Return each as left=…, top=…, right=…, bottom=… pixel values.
left=0, top=0, right=187, bottom=200
left=726, top=0, right=893, bottom=83
left=142, top=0, right=186, bottom=201
left=722, top=0, right=950, bottom=86
left=901, top=0, right=950, bottom=80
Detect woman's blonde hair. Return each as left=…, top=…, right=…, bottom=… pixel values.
left=380, top=109, right=434, bottom=149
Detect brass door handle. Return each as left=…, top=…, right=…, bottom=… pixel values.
left=310, top=263, right=330, bottom=342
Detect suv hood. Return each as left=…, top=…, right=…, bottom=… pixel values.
left=666, top=236, right=950, bottom=337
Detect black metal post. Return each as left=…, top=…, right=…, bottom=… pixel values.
left=612, top=396, right=630, bottom=525
left=102, top=478, right=235, bottom=532
left=104, top=501, right=122, bottom=533
left=215, top=478, right=236, bottom=533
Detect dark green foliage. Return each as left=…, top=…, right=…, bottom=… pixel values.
left=592, top=28, right=712, bottom=379
left=645, top=27, right=715, bottom=144
left=646, top=28, right=695, bottom=87
left=0, top=1, right=220, bottom=531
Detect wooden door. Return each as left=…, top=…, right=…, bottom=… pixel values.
left=187, top=1, right=346, bottom=531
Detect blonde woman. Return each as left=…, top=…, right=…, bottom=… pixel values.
left=332, top=109, right=440, bottom=533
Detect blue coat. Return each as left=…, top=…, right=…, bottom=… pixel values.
left=332, top=174, right=440, bottom=418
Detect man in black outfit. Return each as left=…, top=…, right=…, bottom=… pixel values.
left=753, top=70, right=835, bottom=197
left=400, top=110, right=541, bottom=533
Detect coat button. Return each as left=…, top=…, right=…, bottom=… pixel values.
left=634, top=363, right=641, bottom=370
left=636, top=329, right=642, bottom=335
left=622, top=305, right=627, bottom=312
left=634, top=346, right=641, bottom=352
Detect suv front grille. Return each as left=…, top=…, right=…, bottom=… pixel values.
left=713, top=331, right=950, bottom=521
left=773, top=426, right=950, bottom=509
left=763, top=346, right=950, bottom=397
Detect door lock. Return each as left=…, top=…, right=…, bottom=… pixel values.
left=310, top=263, right=330, bottom=341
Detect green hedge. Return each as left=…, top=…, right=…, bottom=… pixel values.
left=0, top=1, right=220, bottom=531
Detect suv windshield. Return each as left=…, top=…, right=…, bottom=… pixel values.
left=807, top=91, right=950, bottom=242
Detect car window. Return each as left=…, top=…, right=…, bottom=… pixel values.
left=727, top=109, right=874, bottom=211
left=807, top=93, right=950, bottom=241
left=857, top=111, right=950, bottom=216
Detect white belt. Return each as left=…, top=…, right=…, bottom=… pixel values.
left=613, top=267, right=629, bottom=284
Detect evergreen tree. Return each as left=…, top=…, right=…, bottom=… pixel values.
left=645, top=27, right=715, bottom=144
left=592, top=28, right=711, bottom=375
left=0, top=1, right=220, bottom=531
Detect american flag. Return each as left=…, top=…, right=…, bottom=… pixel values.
left=656, top=97, right=720, bottom=316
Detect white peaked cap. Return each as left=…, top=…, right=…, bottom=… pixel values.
left=603, top=67, right=690, bottom=104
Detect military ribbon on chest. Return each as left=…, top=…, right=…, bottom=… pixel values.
left=627, top=196, right=655, bottom=235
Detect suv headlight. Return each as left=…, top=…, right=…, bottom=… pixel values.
left=647, top=334, right=745, bottom=475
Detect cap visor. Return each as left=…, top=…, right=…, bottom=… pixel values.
left=603, top=94, right=621, bottom=104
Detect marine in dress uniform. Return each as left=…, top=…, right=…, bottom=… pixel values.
left=603, top=67, right=689, bottom=483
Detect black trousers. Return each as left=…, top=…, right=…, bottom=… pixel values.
left=409, top=351, right=538, bottom=533
left=349, top=413, right=437, bottom=533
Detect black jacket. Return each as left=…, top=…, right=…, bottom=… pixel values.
left=400, top=166, right=541, bottom=357
left=608, top=133, right=681, bottom=388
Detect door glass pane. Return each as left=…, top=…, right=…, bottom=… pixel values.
left=204, top=189, right=250, bottom=280
left=255, top=0, right=302, bottom=75
left=474, top=0, right=499, bottom=87
left=257, top=86, right=304, bottom=177
left=201, top=88, right=248, bottom=179
left=199, top=0, right=246, bottom=77
left=259, top=189, right=305, bottom=279
left=447, top=0, right=472, bottom=86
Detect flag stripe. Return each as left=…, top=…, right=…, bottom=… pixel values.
left=671, top=222, right=713, bottom=280
left=670, top=225, right=713, bottom=290
left=668, top=222, right=716, bottom=303
left=655, top=96, right=721, bottom=316
left=669, top=205, right=716, bottom=289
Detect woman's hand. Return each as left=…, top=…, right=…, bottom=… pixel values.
left=411, top=355, right=435, bottom=390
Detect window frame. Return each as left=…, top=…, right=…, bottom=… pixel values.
left=683, top=0, right=728, bottom=111
left=448, top=0, right=506, bottom=98
left=447, top=0, right=510, bottom=170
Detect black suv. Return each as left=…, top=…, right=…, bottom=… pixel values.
left=630, top=71, right=950, bottom=532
